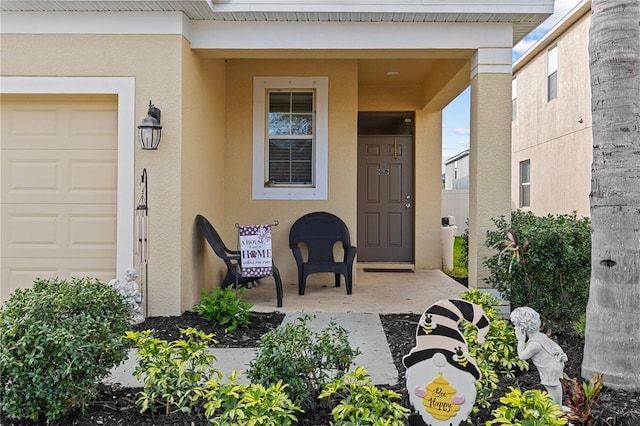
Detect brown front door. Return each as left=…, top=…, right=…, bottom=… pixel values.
left=357, top=135, right=413, bottom=262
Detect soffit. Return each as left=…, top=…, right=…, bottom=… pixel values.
left=1, top=0, right=553, bottom=45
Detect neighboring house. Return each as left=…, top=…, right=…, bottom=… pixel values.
left=0, top=1, right=553, bottom=316
left=512, top=0, right=592, bottom=217
left=444, top=150, right=470, bottom=190
left=442, top=150, right=469, bottom=236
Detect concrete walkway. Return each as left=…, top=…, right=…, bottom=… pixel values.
left=107, top=312, right=398, bottom=386
left=106, top=269, right=469, bottom=387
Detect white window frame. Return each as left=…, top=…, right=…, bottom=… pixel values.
left=519, top=159, right=531, bottom=208
left=512, top=77, right=517, bottom=120
left=547, top=45, right=558, bottom=101
left=253, top=76, right=328, bottom=200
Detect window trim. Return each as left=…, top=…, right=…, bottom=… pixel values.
left=519, top=159, right=531, bottom=208
left=512, top=77, right=517, bottom=121
left=253, top=76, right=328, bottom=200
left=547, top=45, right=558, bottom=101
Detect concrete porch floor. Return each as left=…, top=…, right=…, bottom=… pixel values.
left=236, top=265, right=469, bottom=313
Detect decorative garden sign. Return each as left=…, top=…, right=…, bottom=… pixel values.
left=238, top=224, right=273, bottom=277
left=403, top=299, right=490, bottom=426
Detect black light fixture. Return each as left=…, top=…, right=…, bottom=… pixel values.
left=137, top=100, right=162, bottom=150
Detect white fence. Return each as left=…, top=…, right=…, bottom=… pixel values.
left=441, top=189, right=469, bottom=236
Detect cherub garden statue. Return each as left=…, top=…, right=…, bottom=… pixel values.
left=109, top=267, right=144, bottom=325
left=510, top=306, right=567, bottom=406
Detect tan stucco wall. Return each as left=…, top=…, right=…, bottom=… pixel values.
left=414, top=109, right=444, bottom=269
left=224, top=59, right=359, bottom=284
left=511, top=11, right=592, bottom=217
left=468, top=72, right=512, bottom=288
left=180, top=40, right=227, bottom=311
left=1, top=33, right=185, bottom=315
left=1, top=34, right=458, bottom=312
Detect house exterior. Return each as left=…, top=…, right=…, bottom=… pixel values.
left=444, top=150, right=470, bottom=191
left=442, top=150, right=469, bottom=235
left=0, top=0, right=553, bottom=316
left=511, top=0, right=592, bottom=217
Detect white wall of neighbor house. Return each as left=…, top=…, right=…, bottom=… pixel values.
left=511, top=4, right=592, bottom=218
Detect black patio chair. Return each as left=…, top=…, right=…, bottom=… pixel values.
left=196, top=214, right=283, bottom=307
left=289, top=211, right=357, bottom=295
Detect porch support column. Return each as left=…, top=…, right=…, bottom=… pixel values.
left=468, top=48, right=512, bottom=288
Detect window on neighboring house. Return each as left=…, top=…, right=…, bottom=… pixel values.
left=253, top=77, right=328, bottom=200
left=520, top=160, right=531, bottom=208
left=512, top=77, right=517, bottom=120
left=547, top=45, right=558, bottom=101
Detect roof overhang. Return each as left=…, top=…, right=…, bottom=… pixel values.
left=513, top=0, right=590, bottom=72
left=1, top=0, right=554, bottom=46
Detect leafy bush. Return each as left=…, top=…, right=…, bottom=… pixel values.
left=204, top=372, right=301, bottom=425
left=560, top=373, right=603, bottom=425
left=124, top=327, right=221, bottom=414
left=487, top=387, right=567, bottom=426
left=318, top=366, right=410, bottom=425
left=460, top=225, right=469, bottom=270
left=460, top=290, right=529, bottom=411
left=247, top=314, right=360, bottom=413
left=484, top=210, right=591, bottom=332
left=193, top=287, right=253, bottom=331
left=0, top=277, right=131, bottom=422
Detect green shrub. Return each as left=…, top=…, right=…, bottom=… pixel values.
left=0, top=277, right=131, bottom=422
left=247, top=314, right=360, bottom=413
left=460, top=290, right=529, bottom=411
left=124, top=327, right=221, bottom=414
left=318, top=366, right=410, bottom=425
left=193, top=287, right=253, bottom=331
left=487, top=387, right=568, bottom=426
left=460, top=225, right=469, bottom=270
left=204, top=372, right=301, bottom=425
left=484, top=210, right=591, bottom=332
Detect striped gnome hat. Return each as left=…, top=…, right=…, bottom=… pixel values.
left=402, top=299, right=490, bottom=379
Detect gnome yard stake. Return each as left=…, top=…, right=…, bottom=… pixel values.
left=403, top=299, right=490, bottom=426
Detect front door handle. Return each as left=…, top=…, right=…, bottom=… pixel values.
left=405, top=203, right=412, bottom=208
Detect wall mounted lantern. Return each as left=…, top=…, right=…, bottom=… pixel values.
left=137, top=100, right=162, bottom=150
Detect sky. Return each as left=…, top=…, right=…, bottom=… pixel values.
left=440, top=0, right=583, bottom=171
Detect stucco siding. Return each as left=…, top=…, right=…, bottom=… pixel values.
left=468, top=72, right=512, bottom=289
left=224, top=59, right=359, bottom=284
left=180, top=39, right=227, bottom=312
left=511, top=10, right=592, bottom=217
left=2, top=33, right=186, bottom=315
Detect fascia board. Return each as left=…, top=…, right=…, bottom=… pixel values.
left=0, top=11, right=186, bottom=34
left=188, top=21, right=514, bottom=50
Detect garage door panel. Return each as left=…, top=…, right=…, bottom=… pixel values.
left=1, top=258, right=116, bottom=303
left=3, top=203, right=117, bottom=258
left=2, top=150, right=117, bottom=204
left=1, top=96, right=118, bottom=304
left=69, top=158, right=118, bottom=196
left=68, top=213, right=118, bottom=250
left=1, top=101, right=117, bottom=150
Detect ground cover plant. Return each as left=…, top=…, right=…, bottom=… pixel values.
left=194, top=287, right=254, bottom=331
left=2, top=310, right=639, bottom=425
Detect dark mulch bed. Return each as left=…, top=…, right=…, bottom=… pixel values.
left=2, top=311, right=639, bottom=425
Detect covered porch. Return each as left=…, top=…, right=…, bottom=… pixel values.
left=239, top=267, right=468, bottom=313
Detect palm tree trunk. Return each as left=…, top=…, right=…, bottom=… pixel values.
left=581, top=0, right=640, bottom=390
left=582, top=0, right=640, bottom=391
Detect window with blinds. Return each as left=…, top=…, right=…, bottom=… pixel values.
left=267, top=91, right=314, bottom=186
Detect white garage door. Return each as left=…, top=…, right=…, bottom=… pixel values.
left=1, top=95, right=118, bottom=302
